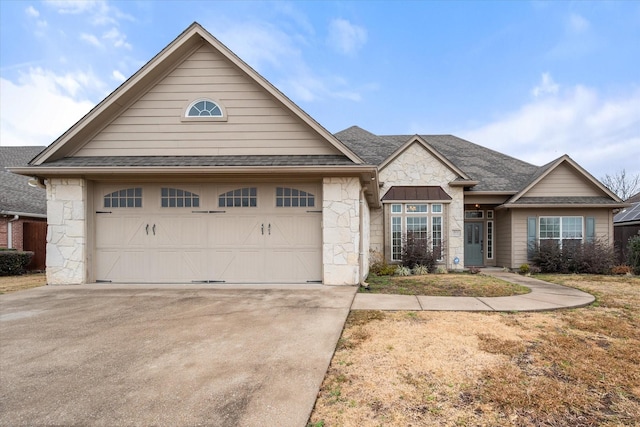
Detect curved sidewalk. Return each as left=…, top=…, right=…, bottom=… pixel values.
left=352, top=270, right=595, bottom=312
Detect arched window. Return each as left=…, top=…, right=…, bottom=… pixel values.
left=185, top=99, right=223, bottom=117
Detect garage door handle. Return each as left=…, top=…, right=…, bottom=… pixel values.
left=268, top=223, right=271, bottom=235
left=153, top=224, right=156, bottom=235
left=261, top=224, right=264, bottom=235
left=145, top=224, right=149, bottom=235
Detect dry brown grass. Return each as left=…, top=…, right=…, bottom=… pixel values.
left=309, top=275, right=640, bottom=426
left=0, top=273, right=46, bottom=294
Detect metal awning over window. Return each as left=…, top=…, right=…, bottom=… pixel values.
left=381, top=186, right=452, bottom=202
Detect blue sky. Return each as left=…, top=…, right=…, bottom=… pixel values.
left=1, top=1, right=639, bottom=181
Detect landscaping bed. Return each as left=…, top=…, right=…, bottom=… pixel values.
left=0, top=273, right=46, bottom=294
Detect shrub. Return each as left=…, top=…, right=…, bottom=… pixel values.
left=412, top=264, right=429, bottom=275
left=611, top=265, right=632, bottom=275
left=401, top=231, right=441, bottom=273
left=0, top=250, right=34, bottom=276
left=628, top=234, right=640, bottom=275
left=395, top=266, right=411, bottom=276
left=436, top=266, right=449, bottom=274
left=468, top=266, right=481, bottom=274
left=369, top=250, right=397, bottom=276
left=519, top=264, right=531, bottom=275
left=531, top=239, right=615, bottom=274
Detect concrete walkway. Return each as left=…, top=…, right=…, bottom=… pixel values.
left=352, top=270, right=595, bottom=312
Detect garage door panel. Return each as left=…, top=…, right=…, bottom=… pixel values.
left=95, top=183, right=323, bottom=284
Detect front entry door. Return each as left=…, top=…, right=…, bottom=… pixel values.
left=465, top=222, right=483, bottom=266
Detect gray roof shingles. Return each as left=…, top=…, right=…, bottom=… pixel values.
left=334, top=126, right=539, bottom=192
left=39, top=155, right=356, bottom=167
left=1, top=146, right=47, bottom=216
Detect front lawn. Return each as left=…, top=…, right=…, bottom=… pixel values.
left=310, top=274, right=640, bottom=426
left=361, top=272, right=530, bottom=297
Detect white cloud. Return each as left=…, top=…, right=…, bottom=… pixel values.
left=0, top=69, right=98, bottom=147
left=460, top=81, right=640, bottom=180
left=568, top=13, right=590, bottom=34
left=327, top=18, right=367, bottom=55
left=80, top=32, right=102, bottom=48
left=111, top=70, right=126, bottom=82
left=531, top=73, right=559, bottom=97
left=103, top=27, right=132, bottom=50
left=25, top=5, right=39, bottom=18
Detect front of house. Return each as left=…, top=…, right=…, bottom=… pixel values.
left=11, top=23, right=626, bottom=286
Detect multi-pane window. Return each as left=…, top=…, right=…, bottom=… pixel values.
left=187, top=100, right=223, bottom=117
left=161, top=188, right=199, bottom=208
left=275, top=187, right=315, bottom=207
left=390, top=203, right=444, bottom=261
left=104, top=188, right=142, bottom=208
left=219, top=187, right=257, bottom=207
left=391, top=217, right=402, bottom=261
left=487, top=221, right=493, bottom=259
left=539, top=216, right=583, bottom=247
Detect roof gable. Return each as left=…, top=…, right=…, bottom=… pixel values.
left=32, top=23, right=362, bottom=165
left=504, top=155, right=623, bottom=206
left=379, top=136, right=471, bottom=181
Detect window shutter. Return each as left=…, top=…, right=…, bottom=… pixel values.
left=586, top=217, right=595, bottom=242
left=527, top=217, right=537, bottom=259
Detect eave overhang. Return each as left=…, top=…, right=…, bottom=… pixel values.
left=496, top=202, right=631, bottom=210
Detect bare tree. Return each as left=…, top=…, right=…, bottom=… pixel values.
left=601, top=169, right=640, bottom=200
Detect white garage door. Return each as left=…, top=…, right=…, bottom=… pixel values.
left=94, top=183, right=322, bottom=283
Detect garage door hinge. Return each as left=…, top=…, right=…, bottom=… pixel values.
left=306, top=280, right=322, bottom=283
left=96, top=279, right=112, bottom=283
left=96, top=211, right=112, bottom=214
left=191, top=280, right=226, bottom=283
left=306, top=210, right=322, bottom=213
left=191, top=210, right=226, bottom=214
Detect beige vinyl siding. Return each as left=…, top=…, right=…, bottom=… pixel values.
left=494, top=209, right=512, bottom=267
left=75, top=44, right=342, bottom=157
left=511, top=208, right=613, bottom=268
left=526, top=164, right=603, bottom=197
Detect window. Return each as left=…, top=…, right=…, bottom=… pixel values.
left=219, top=187, right=257, bottom=207
left=186, top=99, right=223, bottom=117
left=465, top=211, right=484, bottom=219
left=487, top=221, right=493, bottom=259
left=275, top=187, right=315, bottom=207
left=161, top=188, right=199, bottom=208
left=539, top=216, right=583, bottom=247
left=104, top=188, right=142, bottom=208
left=389, top=202, right=444, bottom=261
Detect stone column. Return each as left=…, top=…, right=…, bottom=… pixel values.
left=322, top=177, right=361, bottom=285
left=46, top=178, right=86, bottom=285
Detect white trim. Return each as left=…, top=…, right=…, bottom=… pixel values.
left=182, top=98, right=227, bottom=122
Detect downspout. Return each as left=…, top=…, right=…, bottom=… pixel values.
left=359, top=189, right=368, bottom=288
left=8, top=214, right=19, bottom=249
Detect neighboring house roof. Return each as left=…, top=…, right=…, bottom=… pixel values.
left=626, top=192, right=640, bottom=203
left=614, top=202, right=640, bottom=225
left=335, top=126, right=539, bottom=192
left=0, top=146, right=47, bottom=217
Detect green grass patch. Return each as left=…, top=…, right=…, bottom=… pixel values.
left=361, top=272, right=530, bottom=297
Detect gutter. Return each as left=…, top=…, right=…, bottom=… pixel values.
left=7, top=215, right=19, bottom=249
left=1, top=210, right=47, bottom=219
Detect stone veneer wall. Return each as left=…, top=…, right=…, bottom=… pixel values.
left=322, top=177, right=361, bottom=285
left=360, top=189, right=371, bottom=281
left=377, top=142, right=465, bottom=270
left=46, top=178, right=86, bottom=285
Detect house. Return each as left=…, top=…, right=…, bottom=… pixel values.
left=10, top=23, right=626, bottom=285
left=1, top=146, right=47, bottom=270
left=614, top=192, right=640, bottom=262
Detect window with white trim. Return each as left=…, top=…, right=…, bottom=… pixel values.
left=487, top=220, right=493, bottom=259
left=219, top=187, right=257, bottom=207
left=186, top=99, right=223, bottom=117
left=539, top=216, right=583, bottom=247
left=275, top=187, right=315, bottom=207
left=161, top=188, right=199, bottom=208
left=389, top=203, right=444, bottom=261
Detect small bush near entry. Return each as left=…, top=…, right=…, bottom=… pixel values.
left=412, top=264, right=429, bottom=275
left=0, top=249, right=34, bottom=276
left=369, top=250, right=397, bottom=276
left=395, top=266, right=411, bottom=276
left=401, top=231, right=440, bottom=272
left=519, top=264, right=531, bottom=275
left=628, top=234, right=640, bottom=275
left=531, top=239, right=615, bottom=274
left=611, top=265, right=632, bottom=275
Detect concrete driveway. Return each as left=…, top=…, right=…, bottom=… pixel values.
left=0, top=284, right=356, bottom=427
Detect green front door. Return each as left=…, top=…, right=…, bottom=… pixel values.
left=465, top=222, right=483, bottom=266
